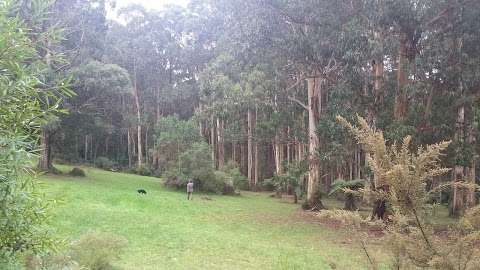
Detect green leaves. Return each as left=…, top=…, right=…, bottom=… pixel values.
left=0, top=1, right=67, bottom=262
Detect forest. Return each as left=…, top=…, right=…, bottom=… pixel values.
left=2, top=0, right=480, bottom=269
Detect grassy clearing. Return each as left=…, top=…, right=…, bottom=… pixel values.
left=39, top=165, right=381, bottom=270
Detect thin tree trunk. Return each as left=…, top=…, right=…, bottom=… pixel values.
left=84, top=134, right=88, bottom=162
left=211, top=116, right=216, bottom=168
left=145, top=125, right=149, bottom=167
left=217, top=118, right=225, bottom=169
left=274, top=135, right=282, bottom=174
left=133, top=58, right=143, bottom=168
left=127, top=129, right=132, bottom=168
left=254, top=108, right=259, bottom=188
left=38, top=128, right=52, bottom=171
left=156, top=87, right=161, bottom=123
left=467, top=110, right=477, bottom=206
left=240, top=141, right=246, bottom=175
left=287, top=127, right=291, bottom=166
left=247, top=109, right=254, bottom=189
left=75, top=136, right=79, bottom=160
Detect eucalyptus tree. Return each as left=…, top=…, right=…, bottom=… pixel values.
left=212, top=0, right=359, bottom=207
left=17, top=0, right=111, bottom=171
left=60, top=61, right=132, bottom=163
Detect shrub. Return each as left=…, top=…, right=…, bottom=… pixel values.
left=135, top=166, right=152, bottom=176
left=163, top=170, right=188, bottom=189
left=211, top=171, right=234, bottom=195
left=0, top=137, right=56, bottom=264
left=163, top=142, right=217, bottom=191
left=163, top=144, right=243, bottom=194
left=334, top=115, right=480, bottom=269
left=222, top=161, right=248, bottom=190
left=69, top=167, right=86, bottom=177
left=70, top=231, right=127, bottom=270
left=95, top=157, right=116, bottom=170
left=25, top=252, right=80, bottom=270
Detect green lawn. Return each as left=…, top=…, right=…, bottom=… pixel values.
left=39, top=165, right=379, bottom=270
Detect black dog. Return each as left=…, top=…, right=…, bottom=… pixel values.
left=137, top=189, right=147, bottom=195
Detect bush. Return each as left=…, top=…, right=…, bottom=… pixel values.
left=163, top=144, right=245, bottom=195
left=163, top=170, right=188, bottom=190
left=135, top=166, right=152, bottom=176
left=0, top=138, right=56, bottom=264
left=25, top=252, right=80, bottom=270
left=163, top=142, right=224, bottom=193
left=210, top=171, right=232, bottom=194
left=70, top=231, right=127, bottom=270
left=222, top=161, right=248, bottom=190
left=95, top=157, right=116, bottom=170
left=69, top=167, right=86, bottom=177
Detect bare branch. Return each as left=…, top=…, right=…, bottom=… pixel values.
left=288, top=96, right=308, bottom=110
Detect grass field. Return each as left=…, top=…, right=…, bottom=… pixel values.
left=38, top=165, right=382, bottom=270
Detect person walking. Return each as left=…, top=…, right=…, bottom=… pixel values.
left=186, top=179, right=194, bottom=200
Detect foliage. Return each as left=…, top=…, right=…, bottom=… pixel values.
left=266, top=161, right=308, bottom=203
left=328, top=179, right=366, bottom=210
left=334, top=115, right=480, bottom=269
left=69, top=167, right=86, bottom=177
left=153, top=115, right=202, bottom=173
left=163, top=143, right=241, bottom=194
left=70, top=231, right=127, bottom=270
left=163, top=142, right=216, bottom=192
left=95, top=157, right=117, bottom=171
left=0, top=0, right=68, bottom=265
left=25, top=252, right=80, bottom=270
left=135, top=166, right=152, bottom=176
left=0, top=137, right=55, bottom=263
left=221, top=161, right=248, bottom=191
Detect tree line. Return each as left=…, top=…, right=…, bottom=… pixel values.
left=34, top=0, right=480, bottom=216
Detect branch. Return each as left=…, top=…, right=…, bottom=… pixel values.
left=288, top=96, right=308, bottom=110
left=425, top=0, right=475, bottom=28
left=285, top=74, right=304, bottom=91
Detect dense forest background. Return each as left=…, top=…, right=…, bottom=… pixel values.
left=32, top=0, right=480, bottom=215
left=3, top=0, right=480, bottom=268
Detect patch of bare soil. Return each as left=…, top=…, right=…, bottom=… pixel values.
left=293, top=209, right=386, bottom=237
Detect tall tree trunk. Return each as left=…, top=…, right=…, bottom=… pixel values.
left=240, top=141, right=246, bottom=175
left=394, top=37, right=409, bottom=121
left=247, top=109, right=254, bottom=189
left=127, top=129, right=132, bottom=168
left=145, top=126, right=149, bottom=167
left=156, top=87, right=161, bottom=123
left=210, top=116, right=216, bottom=168
left=37, top=128, right=52, bottom=171
left=467, top=111, right=477, bottom=207
left=37, top=40, right=53, bottom=172
left=373, top=31, right=384, bottom=110
left=217, top=118, right=225, bottom=169
left=305, top=76, right=323, bottom=208
left=274, top=135, right=282, bottom=174
left=452, top=104, right=466, bottom=216
left=84, top=134, right=88, bottom=162
left=286, top=127, right=291, bottom=165
left=105, top=136, right=109, bottom=156
left=254, top=108, right=259, bottom=189
left=132, top=58, right=143, bottom=168
left=232, top=141, right=236, bottom=164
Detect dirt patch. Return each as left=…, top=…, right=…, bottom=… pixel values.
left=293, top=209, right=386, bottom=237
